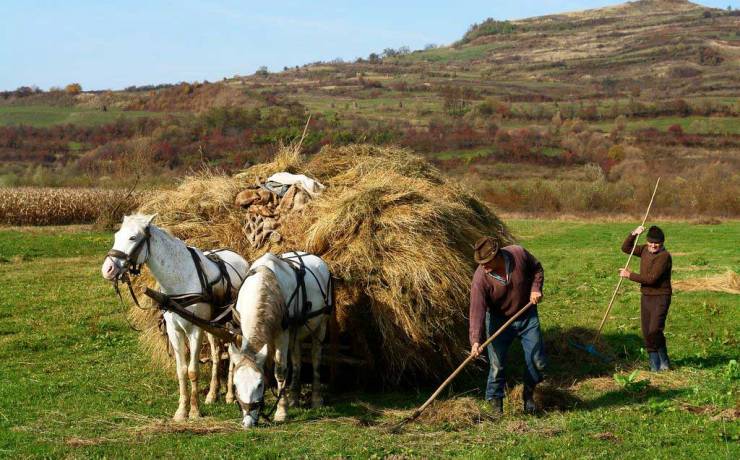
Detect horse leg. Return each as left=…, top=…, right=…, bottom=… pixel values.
left=311, top=321, right=327, bottom=408
left=168, top=325, right=190, bottom=421
left=289, top=332, right=302, bottom=407
left=187, top=327, right=204, bottom=419
left=205, top=333, right=220, bottom=404
left=225, top=356, right=235, bottom=404
left=273, top=334, right=290, bottom=422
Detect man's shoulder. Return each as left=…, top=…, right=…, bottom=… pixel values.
left=502, top=245, right=526, bottom=258
left=502, top=244, right=524, bottom=253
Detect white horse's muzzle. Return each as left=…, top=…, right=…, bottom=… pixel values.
left=241, top=411, right=259, bottom=429
left=101, top=256, right=124, bottom=281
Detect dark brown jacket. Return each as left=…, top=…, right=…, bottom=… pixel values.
left=469, top=245, right=544, bottom=346
left=622, top=233, right=672, bottom=295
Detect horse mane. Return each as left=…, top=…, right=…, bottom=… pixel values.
left=241, top=265, right=286, bottom=360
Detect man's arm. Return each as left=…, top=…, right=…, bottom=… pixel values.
left=629, top=253, right=670, bottom=285
left=469, top=269, right=487, bottom=356
left=524, top=248, right=544, bottom=304
left=622, top=226, right=645, bottom=257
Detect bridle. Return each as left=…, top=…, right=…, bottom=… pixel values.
left=105, top=224, right=152, bottom=313
left=232, top=357, right=286, bottom=425
left=106, top=225, right=152, bottom=278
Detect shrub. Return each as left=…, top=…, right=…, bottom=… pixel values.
left=65, top=83, right=82, bottom=95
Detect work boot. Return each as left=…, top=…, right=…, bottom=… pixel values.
left=648, top=351, right=661, bottom=372
left=523, top=385, right=537, bottom=415
left=487, top=397, right=503, bottom=417
left=657, top=346, right=671, bottom=371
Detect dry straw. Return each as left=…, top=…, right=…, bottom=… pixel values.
left=131, top=144, right=513, bottom=383
left=673, top=271, right=740, bottom=295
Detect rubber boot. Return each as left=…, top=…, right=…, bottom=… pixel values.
left=657, top=346, right=671, bottom=371
left=648, top=352, right=661, bottom=372
left=523, top=385, right=537, bottom=415
left=488, top=397, right=503, bottom=417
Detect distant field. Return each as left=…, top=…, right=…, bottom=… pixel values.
left=0, top=105, right=162, bottom=127
left=0, top=220, right=737, bottom=458
left=591, top=116, right=740, bottom=135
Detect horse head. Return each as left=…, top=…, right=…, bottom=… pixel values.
left=229, top=342, right=269, bottom=428
left=101, top=214, right=157, bottom=281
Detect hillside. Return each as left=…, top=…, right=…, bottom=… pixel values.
left=0, top=0, right=738, bottom=217
left=219, top=0, right=737, bottom=121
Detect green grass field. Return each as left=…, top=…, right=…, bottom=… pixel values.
left=0, top=106, right=162, bottom=127
left=0, top=220, right=737, bottom=458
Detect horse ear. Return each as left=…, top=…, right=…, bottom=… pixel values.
left=228, top=343, right=243, bottom=364
left=255, top=344, right=269, bottom=369
left=145, top=214, right=158, bottom=225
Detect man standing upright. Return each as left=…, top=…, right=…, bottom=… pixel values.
left=469, top=236, right=546, bottom=416
left=619, top=225, right=673, bottom=371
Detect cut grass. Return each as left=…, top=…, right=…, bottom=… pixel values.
left=0, top=219, right=737, bottom=458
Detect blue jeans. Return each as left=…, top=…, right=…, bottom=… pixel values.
left=485, top=308, right=547, bottom=400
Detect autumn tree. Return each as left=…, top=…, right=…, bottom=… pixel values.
left=65, top=83, right=82, bottom=95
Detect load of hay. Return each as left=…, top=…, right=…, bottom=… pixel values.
left=131, top=143, right=512, bottom=383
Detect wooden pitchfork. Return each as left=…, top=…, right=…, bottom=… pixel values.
left=569, top=177, right=661, bottom=361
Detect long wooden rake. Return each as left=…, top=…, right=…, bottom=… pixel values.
left=569, top=177, right=661, bottom=362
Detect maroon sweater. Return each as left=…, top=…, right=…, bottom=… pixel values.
left=469, top=245, right=544, bottom=346
left=622, top=233, right=672, bottom=295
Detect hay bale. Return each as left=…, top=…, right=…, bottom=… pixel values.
left=673, top=271, right=740, bottom=295
left=132, top=144, right=513, bottom=383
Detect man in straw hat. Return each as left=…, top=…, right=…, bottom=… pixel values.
left=469, top=236, right=546, bottom=416
left=619, top=225, right=673, bottom=372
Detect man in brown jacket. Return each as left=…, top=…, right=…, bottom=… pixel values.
left=469, top=236, right=545, bottom=415
left=619, top=225, right=672, bottom=372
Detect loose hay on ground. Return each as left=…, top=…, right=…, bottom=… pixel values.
left=416, top=397, right=495, bottom=428
left=131, top=144, right=513, bottom=383
left=673, top=271, right=740, bottom=295
left=506, top=383, right=582, bottom=414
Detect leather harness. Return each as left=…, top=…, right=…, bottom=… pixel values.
left=106, top=225, right=242, bottom=338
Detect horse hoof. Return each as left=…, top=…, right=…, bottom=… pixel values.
left=189, top=410, right=202, bottom=420
left=205, top=393, right=217, bottom=405
left=173, top=411, right=188, bottom=422
left=225, top=395, right=235, bottom=404
left=274, top=410, right=287, bottom=422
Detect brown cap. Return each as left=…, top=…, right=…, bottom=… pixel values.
left=474, top=236, right=499, bottom=265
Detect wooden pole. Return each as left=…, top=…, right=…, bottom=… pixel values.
left=592, top=177, right=660, bottom=344
left=392, top=301, right=535, bottom=431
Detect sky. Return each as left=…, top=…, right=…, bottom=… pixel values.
left=0, top=0, right=736, bottom=91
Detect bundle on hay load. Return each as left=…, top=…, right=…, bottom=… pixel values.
left=130, top=144, right=513, bottom=384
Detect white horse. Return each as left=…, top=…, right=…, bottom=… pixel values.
left=101, top=214, right=249, bottom=421
left=229, top=251, right=332, bottom=428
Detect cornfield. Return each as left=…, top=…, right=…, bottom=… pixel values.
left=0, top=187, right=142, bottom=226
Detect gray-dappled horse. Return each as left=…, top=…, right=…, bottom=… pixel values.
left=228, top=251, right=332, bottom=428
left=102, top=214, right=249, bottom=420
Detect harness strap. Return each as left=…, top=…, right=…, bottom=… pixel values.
left=187, top=247, right=214, bottom=303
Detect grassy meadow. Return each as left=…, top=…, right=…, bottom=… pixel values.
left=0, top=105, right=164, bottom=128
left=0, top=219, right=737, bottom=458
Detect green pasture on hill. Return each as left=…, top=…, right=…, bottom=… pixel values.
left=0, top=220, right=738, bottom=458
left=0, top=105, right=162, bottom=127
